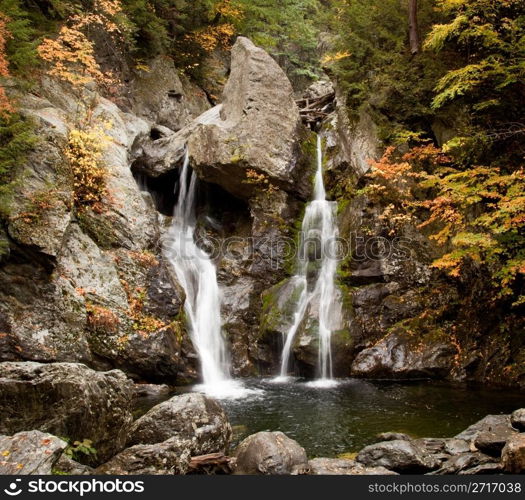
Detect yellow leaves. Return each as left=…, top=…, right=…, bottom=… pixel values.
left=65, top=126, right=111, bottom=209
left=216, top=0, right=243, bottom=20
left=364, top=143, right=525, bottom=303
left=321, top=51, right=352, bottom=65
left=38, top=26, right=114, bottom=88
left=125, top=285, right=167, bottom=337
left=95, top=0, right=123, bottom=17
left=184, top=1, right=241, bottom=53
left=37, top=1, right=125, bottom=89
left=189, top=23, right=236, bottom=53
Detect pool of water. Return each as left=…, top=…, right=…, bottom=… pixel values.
left=137, top=377, right=524, bottom=458
left=209, top=378, right=524, bottom=458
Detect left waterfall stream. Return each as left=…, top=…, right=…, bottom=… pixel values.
left=162, top=150, right=256, bottom=399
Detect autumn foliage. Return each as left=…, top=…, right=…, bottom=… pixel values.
left=365, top=145, right=525, bottom=306
left=0, top=13, right=12, bottom=117
left=37, top=0, right=125, bottom=89
left=65, top=126, right=111, bottom=210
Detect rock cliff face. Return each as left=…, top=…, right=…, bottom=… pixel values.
left=0, top=61, right=203, bottom=384
left=0, top=37, right=315, bottom=380
left=129, top=37, right=316, bottom=375
left=0, top=34, right=522, bottom=386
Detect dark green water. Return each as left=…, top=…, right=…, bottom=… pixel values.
left=136, top=378, right=524, bottom=458
left=215, top=378, right=524, bottom=458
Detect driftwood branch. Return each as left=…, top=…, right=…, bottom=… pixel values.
left=188, top=453, right=236, bottom=475
left=296, top=92, right=336, bottom=127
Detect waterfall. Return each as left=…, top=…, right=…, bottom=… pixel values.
left=276, top=135, right=340, bottom=386
left=164, top=151, right=249, bottom=398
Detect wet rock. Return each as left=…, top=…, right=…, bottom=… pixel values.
left=127, top=393, right=231, bottom=456
left=0, top=431, right=67, bottom=475
left=429, top=452, right=494, bottom=475
left=308, top=458, right=397, bottom=475
left=455, top=415, right=512, bottom=442
left=133, top=383, right=171, bottom=400
left=376, top=432, right=412, bottom=442
left=234, top=431, right=309, bottom=475
left=511, top=409, right=525, bottom=432
left=474, top=424, right=517, bottom=457
left=259, top=277, right=357, bottom=375
left=444, top=439, right=471, bottom=455
left=351, top=332, right=457, bottom=379
left=97, top=437, right=191, bottom=475
left=356, top=439, right=438, bottom=473
left=459, top=463, right=503, bottom=475
left=0, top=362, right=134, bottom=465
left=502, top=434, right=525, bottom=473
left=53, top=454, right=94, bottom=475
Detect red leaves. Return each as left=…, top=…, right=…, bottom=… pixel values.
left=0, top=13, right=13, bottom=117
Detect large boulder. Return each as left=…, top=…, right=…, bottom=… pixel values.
left=356, top=439, right=438, bottom=473
left=187, top=37, right=311, bottom=201
left=0, top=431, right=67, bottom=475
left=234, top=432, right=309, bottom=475
left=127, top=393, right=231, bottom=456
left=351, top=331, right=458, bottom=379
left=511, top=409, right=525, bottom=432
left=432, top=452, right=497, bottom=475
left=130, top=56, right=210, bottom=132
left=502, top=434, right=525, bottom=473
left=455, top=415, right=513, bottom=443
left=308, top=458, right=397, bottom=475
left=0, top=362, right=134, bottom=464
left=97, top=437, right=191, bottom=475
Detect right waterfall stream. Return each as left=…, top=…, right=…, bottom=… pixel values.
left=275, top=134, right=340, bottom=386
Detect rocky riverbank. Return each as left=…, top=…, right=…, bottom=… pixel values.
left=0, top=362, right=524, bottom=475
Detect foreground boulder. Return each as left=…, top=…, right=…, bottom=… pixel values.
left=502, top=434, right=525, bottom=473
left=356, top=439, right=438, bottom=473
left=455, top=414, right=516, bottom=458
left=97, top=437, right=191, bottom=475
left=0, top=431, right=67, bottom=475
left=127, top=393, right=231, bottom=455
left=511, top=409, right=525, bottom=432
left=431, top=452, right=497, bottom=475
left=351, top=332, right=457, bottom=379
left=0, top=362, right=134, bottom=464
left=234, top=432, right=308, bottom=475
left=308, top=458, right=397, bottom=475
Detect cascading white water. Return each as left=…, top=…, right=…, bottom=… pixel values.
left=276, top=135, right=340, bottom=386
left=164, top=151, right=252, bottom=398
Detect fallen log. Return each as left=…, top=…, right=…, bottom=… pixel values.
left=188, top=452, right=236, bottom=475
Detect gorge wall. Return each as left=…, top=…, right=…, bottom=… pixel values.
left=0, top=36, right=523, bottom=389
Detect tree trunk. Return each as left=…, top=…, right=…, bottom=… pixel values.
left=409, top=0, right=420, bottom=55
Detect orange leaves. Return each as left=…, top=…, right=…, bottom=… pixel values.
left=185, top=0, right=242, bottom=53
left=86, top=303, right=120, bottom=334
left=37, top=0, right=125, bottom=89
left=0, top=13, right=13, bottom=117
left=189, top=23, right=236, bottom=53
left=363, top=143, right=525, bottom=302
left=38, top=26, right=113, bottom=88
